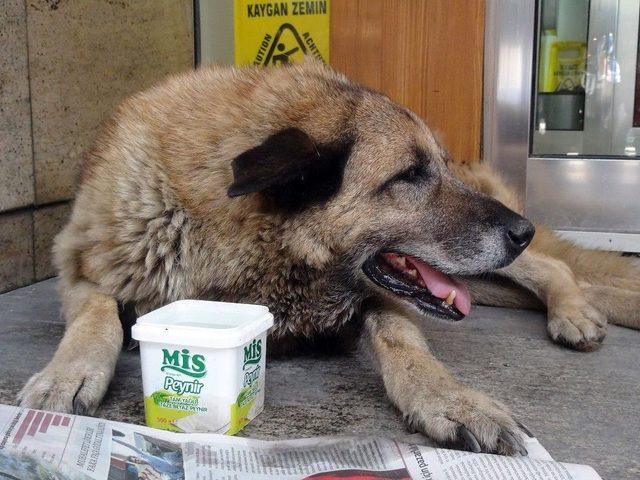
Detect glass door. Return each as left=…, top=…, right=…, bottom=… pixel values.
left=532, top=0, right=640, bottom=157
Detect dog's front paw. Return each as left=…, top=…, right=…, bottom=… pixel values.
left=547, top=299, right=606, bottom=352
left=405, top=386, right=528, bottom=455
left=18, top=361, right=112, bottom=415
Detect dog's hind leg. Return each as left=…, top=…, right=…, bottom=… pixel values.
left=363, top=306, right=528, bottom=455
left=18, top=277, right=123, bottom=414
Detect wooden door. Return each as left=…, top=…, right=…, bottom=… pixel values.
left=330, top=0, right=485, bottom=163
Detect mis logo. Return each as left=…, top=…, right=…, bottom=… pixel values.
left=161, top=348, right=207, bottom=378
left=243, top=339, right=262, bottom=370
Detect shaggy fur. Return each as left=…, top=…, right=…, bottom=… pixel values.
left=19, top=62, right=640, bottom=456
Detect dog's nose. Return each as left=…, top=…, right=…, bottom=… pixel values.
left=506, top=218, right=535, bottom=252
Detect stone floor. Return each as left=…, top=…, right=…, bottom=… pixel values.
left=1, top=279, right=638, bottom=480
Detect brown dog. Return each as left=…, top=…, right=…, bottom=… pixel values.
left=19, top=61, right=640, bottom=455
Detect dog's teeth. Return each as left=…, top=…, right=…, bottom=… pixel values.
left=407, top=268, right=418, bottom=278
left=445, top=290, right=456, bottom=305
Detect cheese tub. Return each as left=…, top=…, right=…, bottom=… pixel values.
left=131, top=300, right=274, bottom=434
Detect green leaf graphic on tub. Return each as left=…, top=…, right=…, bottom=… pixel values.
left=151, top=390, right=172, bottom=404
left=161, top=348, right=207, bottom=377
left=243, top=339, right=262, bottom=369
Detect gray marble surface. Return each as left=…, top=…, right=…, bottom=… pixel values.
left=1, top=278, right=638, bottom=480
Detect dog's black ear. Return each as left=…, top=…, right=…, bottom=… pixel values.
left=228, top=128, right=351, bottom=212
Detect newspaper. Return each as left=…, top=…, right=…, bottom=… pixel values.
left=0, top=404, right=602, bottom=480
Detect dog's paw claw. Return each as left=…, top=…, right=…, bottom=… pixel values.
left=516, top=420, right=534, bottom=438
left=499, top=430, right=528, bottom=456
left=552, top=327, right=605, bottom=351
left=405, top=387, right=527, bottom=455
left=19, top=365, right=109, bottom=415
left=457, top=425, right=481, bottom=453
left=555, top=334, right=603, bottom=352
left=72, top=390, right=89, bottom=416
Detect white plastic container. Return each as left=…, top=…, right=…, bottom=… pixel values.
left=131, top=300, right=273, bottom=434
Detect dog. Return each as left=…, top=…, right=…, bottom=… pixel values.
left=19, top=61, right=640, bottom=455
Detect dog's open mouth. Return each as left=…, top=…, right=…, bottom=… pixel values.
left=363, top=252, right=471, bottom=321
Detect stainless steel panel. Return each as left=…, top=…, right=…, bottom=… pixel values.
left=483, top=0, right=535, bottom=195
left=525, top=157, right=640, bottom=232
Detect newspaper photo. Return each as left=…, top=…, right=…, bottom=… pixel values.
left=0, top=404, right=602, bottom=480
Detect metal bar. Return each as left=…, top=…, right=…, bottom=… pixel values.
left=483, top=0, right=536, bottom=195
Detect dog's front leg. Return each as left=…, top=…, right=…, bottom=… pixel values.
left=496, top=250, right=607, bottom=351
left=18, top=279, right=123, bottom=414
left=363, top=307, right=527, bottom=455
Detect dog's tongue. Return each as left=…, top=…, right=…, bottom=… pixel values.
left=408, top=257, right=472, bottom=316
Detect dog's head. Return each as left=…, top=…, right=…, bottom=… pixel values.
left=227, top=63, right=534, bottom=321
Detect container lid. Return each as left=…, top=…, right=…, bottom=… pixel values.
left=131, top=300, right=274, bottom=348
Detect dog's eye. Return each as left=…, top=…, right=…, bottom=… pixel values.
left=375, top=162, right=429, bottom=195
left=394, top=163, right=427, bottom=184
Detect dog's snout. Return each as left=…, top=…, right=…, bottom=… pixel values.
left=506, top=218, right=535, bottom=252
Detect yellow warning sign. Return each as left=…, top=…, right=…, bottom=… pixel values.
left=234, top=0, right=330, bottom=66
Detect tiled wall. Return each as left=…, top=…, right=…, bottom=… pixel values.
left=0, top=0, right=194, bottom=293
